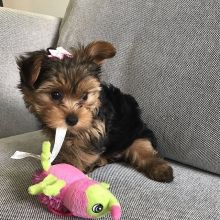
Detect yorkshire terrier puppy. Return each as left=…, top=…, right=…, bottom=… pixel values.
left=17, top=41, right=173, bottom=182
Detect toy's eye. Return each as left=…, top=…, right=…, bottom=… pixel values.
left=51, top=91, right=63, bottom=101
left=92, top=204, right=103, bottom=213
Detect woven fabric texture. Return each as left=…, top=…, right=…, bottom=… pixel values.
left=58, top=0, right=220, bottom=175
left=0, top=131, right=219, bottom=220
left=0, top=8, right=61, bottom=138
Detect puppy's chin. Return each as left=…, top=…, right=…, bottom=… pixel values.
left=66, top=127, right=79, bottom=136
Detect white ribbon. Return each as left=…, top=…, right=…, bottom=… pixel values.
left=50, top=127, right=67, bottom=163
left=11, top=151, right=40, bottom=160
left=11, top=127, right=67, bottom=163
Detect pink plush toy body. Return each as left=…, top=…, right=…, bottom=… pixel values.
left=29, top=142, right=121, bottom=220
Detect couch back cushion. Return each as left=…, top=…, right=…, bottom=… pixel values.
left=58, top=0, right=220, bottom=175
left=0, top=8, right=61, bottom=138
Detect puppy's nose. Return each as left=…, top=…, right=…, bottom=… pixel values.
left=65, top=114, right=78, bottom=126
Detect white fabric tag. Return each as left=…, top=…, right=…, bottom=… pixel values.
left=50, top=127, right=67, bottom=163
left=11, top=127, right=67, bottom=163
left=11, top=151, right=40, bottom=160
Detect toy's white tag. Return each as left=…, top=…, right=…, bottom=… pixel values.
left=50, top=127, right=67, bottom=163
left=11, top=151, right=40, bottom=160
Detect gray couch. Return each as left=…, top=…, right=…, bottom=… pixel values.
left=0, top=1, right=220, bottom=219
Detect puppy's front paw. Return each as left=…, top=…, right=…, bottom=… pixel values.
left=147, top=158, right=174, bottom=183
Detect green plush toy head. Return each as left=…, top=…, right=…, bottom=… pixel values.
left=86, top=183, right=120, bottom=218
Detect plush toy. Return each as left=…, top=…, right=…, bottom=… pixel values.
left=28, top=141, right=121, bottom=220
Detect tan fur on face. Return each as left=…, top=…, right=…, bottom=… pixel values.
left=40, top=105, right=67, bottom=128
left=23, top=72, right=102, bottom=133
left=75, top=76, right=101, bottom=113
left=76, top=76, right=101, bottom=94
left=73, top=108, right=93, bottom=131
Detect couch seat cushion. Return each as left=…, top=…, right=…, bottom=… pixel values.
left=0, top=131, right=219, bottom=219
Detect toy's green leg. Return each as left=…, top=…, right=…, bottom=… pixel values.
left=43, top=180, right=66, bottom=196
left=41, top=141, right=51, bottom=171
left=28, top=174, right=57, bottom=195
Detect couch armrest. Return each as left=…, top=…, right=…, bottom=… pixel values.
left=0, top=8, right=61, bottom=138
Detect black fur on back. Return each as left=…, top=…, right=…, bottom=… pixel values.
left=98, top=84, right=157, bottom=155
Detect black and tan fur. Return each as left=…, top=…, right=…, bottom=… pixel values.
left=17, top=41, right=173, bottom=182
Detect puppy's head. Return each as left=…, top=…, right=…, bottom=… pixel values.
left=17, top=41, right=116, bottom=133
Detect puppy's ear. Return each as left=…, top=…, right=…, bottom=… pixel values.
left=17, top=50, right=47, bottom=88
left=85, top=41, right=116, bottom=64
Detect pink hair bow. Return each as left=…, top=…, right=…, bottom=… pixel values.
left=48, top=47, right=73, bottom=60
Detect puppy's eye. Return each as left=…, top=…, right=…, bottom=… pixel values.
left=81, top=93, right=88, bottom=101
left=51, top=91, right=62, bottom=101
